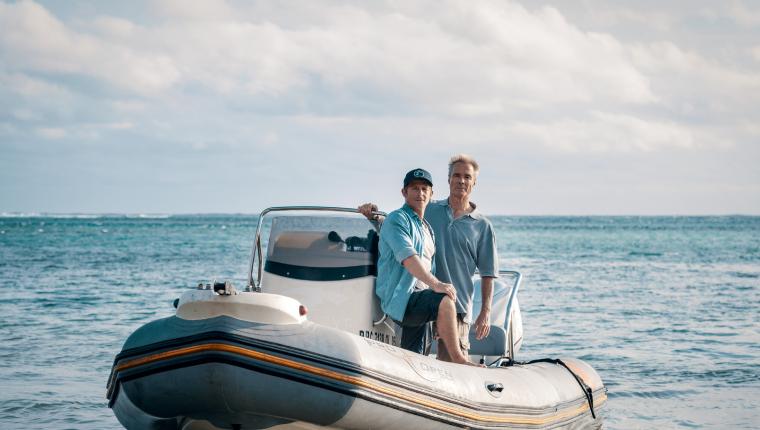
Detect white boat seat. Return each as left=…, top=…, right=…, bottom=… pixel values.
left=468, top=325, right=507, bottom=357
left=430, top=324, right=507, bottom=358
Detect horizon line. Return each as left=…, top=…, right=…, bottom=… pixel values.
left=2, top=211, right=759, bottom=218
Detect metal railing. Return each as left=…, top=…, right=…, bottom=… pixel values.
left=247, top=206, right=385, bottom=290
left=499, top=269, right=522, bottom=363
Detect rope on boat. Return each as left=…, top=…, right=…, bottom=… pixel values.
left=518, top=358, right=597, bottom=419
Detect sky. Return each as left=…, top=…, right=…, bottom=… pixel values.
left=1, top=0, right=759, bottom=215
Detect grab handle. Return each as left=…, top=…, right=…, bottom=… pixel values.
left=487, top=383, right=504, bottom=392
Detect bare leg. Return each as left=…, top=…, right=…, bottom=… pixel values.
left=436, top=338, right=451, bottom=362
left=436, top=331, right=465, bottom=363
left=435, top=297, right=476, bottom=366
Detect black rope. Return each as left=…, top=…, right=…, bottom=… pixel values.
left=519, top=358, right=597, bottom=419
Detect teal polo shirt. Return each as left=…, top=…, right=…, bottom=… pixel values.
left=424, top=199, right=498, bottom=323
left=375, top=204, right=436, bottom=322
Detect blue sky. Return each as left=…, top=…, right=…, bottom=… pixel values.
left=1, top=0, right=759, bottom=215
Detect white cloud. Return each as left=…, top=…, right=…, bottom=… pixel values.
left=508, top=112, right=696, bottom=152
left=260, top=131, right=279, bottom=146
left=0, top=122, right=19, bottom=136
left=151, top=0, right=237, bottom=21
left=752, top=46, right=760, bottom=62
left=11, top=109, right=41, bottom=121
left=631, top=41, right=760, bottom=113
left=728, top=1, right=760, bottom=27
left=2, top=0, right=755, bottom=150
left=0, top=72, right=72, bottom=99
left=741, top=121, right=760, bottom=137
left=37, top=127, right=67, bottom=139
left=108, top=121, right=134, bottom=130
left=578, top=6, right=674, bottom=31
left=110, top=99, right=148, bottom=113
left=91, top=16, right=137, bottom=39
left=0, top=1, right=180, bottom=95
left=0, top=0, right=658, bottom=107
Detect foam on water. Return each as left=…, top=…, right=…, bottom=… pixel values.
left=0, top=215, right=758, bottom=429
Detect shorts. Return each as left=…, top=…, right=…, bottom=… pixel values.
left=399, top=289, right=446, bottom=354
left=433, top=314, right=471, bottom=353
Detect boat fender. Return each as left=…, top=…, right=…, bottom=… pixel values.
left=523, top=358, right=597, bottom=419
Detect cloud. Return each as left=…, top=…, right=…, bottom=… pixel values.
left=568, top=5, right=674, bottom=32
left=507, top=111, right=696, bottom=152
left=1, top=0, right=759, bottom=214
left=728, top=0, right=760, bottom=27
left=0, top=0, right=659, bottom=108
left=151, top=0, right=238, bottom=21
left=2, top=0, right=754, bottom=155
left=0, top=72, right=72, bottom=99
left=752, top=45, right=760, bottom=62
left=631, top=41, right=760, bottom=116
left=36, top=127, right=67, bottom=139
left=0, top=1, right=180, bottom=95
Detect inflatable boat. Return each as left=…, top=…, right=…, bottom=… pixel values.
left=107, top=206, right=606, bottom=429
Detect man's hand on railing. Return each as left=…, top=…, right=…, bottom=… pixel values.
left=358, top=203, right=381, bottom=221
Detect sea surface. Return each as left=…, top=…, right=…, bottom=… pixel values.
left=0, top=214, right=758, bottom=429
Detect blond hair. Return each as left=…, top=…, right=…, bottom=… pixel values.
left=448, top=154, right=479, bottom=178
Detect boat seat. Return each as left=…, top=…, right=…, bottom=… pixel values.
left=468, top=325, right=507, bottom=357
left=430, top=324, right=507, bottom=357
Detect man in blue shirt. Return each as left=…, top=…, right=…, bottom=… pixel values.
left=361, top=155, right=498, bottom=362
left=375, top=168, right=475, bottom=365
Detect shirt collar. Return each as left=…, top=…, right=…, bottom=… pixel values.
left=402, top=203, right=424, bottom=222
left=442, top=198, right=481, bottom=219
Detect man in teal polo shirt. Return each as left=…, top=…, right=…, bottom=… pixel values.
left=375, top=168, right=475, bottom=365
left=361, top=154, right=498, bottom=362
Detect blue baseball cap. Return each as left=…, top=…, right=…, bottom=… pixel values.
left=403, top=168, right=433, bottom=188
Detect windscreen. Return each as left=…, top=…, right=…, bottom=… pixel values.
left=264, top=214, right=378, bottom=281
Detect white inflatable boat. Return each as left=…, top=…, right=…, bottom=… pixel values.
left=107, top=206, right=607, bottom=429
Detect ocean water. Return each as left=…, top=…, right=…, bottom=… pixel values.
left=0, top=214, right=758, bottom=429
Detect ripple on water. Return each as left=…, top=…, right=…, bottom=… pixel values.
left=728, top=271, right=759, bottom=279
left=610, top=388, right=699, bottom=399
left=678, top=367, right=760, bottom=385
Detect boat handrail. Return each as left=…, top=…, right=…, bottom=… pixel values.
left=498, top=269, right=522, bottom=363
left=247, top=206, right=386, bottom=290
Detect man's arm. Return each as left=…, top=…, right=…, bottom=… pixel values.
left=474, top=220, right=499, bottom=340
left=473, top=276, right=494, bottom=339
left=401, top=255, right=456, bottom=302
left=358, top=203, right=385, bottom=230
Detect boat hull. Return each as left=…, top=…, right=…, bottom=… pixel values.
left=108, top=315, right=605, bottom=429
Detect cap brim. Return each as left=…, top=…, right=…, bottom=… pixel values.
left=404, top=178, right=433, bottom=187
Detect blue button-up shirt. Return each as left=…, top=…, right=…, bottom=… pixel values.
left=375, top=204, right=436, bottom=322
left=424, top=199, right=498, bottom=322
